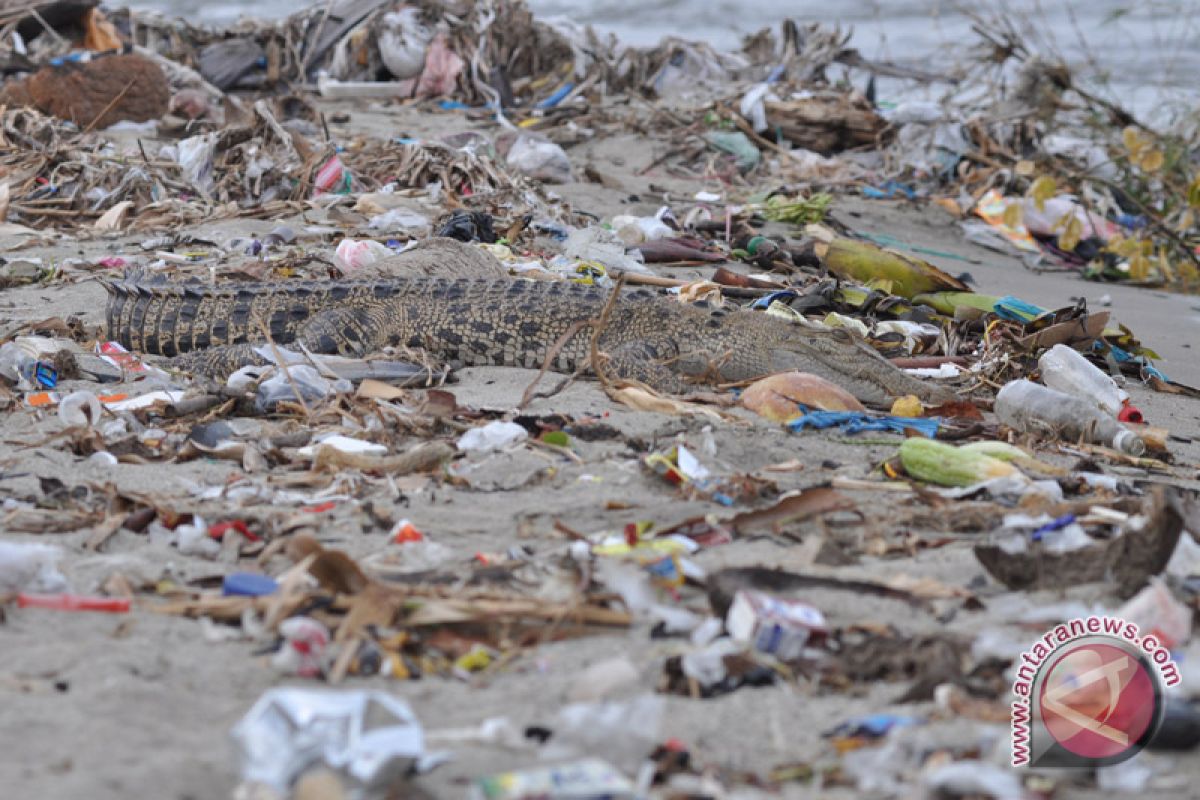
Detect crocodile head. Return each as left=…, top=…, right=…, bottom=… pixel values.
left=687, top=309, right=956, bottom=405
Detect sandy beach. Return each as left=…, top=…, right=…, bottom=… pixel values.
left=2, top=4, right=1199, bottom=800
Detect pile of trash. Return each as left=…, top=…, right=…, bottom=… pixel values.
left=2, top=2, right=1199, bottom=800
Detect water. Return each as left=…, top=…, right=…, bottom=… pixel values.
left=126, top=0, right=1200, bottom=121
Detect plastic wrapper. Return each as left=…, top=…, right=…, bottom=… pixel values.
left=367, top=209, right=430, bottom=235
left=176, top=133, right=216, bottom=192
left=255, top=365, right=351, bottom=413
left=0, top=542, right=68, bottom=594
left=505, top=134, right=572, bottom=184
left=335, top=239, right=394, bottom=272
left=176, top=516, right=220, bottom=558
left=725, top=589, right=828, bottom=660
left=471, top=759, right=634, bottom=800
left=923, top=760, right=1024, bottom=799
left=562, top=227, right=651, bottom=276
left=545, top=694, right=664, bottom=772
left=1117, top=578, right=1193, bottom=649
left=456, top=421, right=528, bottom=453
left=231, top=688, right=424, bottom=797
left=58, top=390, right=102, bottom=428
left=314, top=155, right=353, bottom=195
left=272, top=617, right=330, bottom=677
left=610, top=212, right=672, bottom=245
left=1020, top=194, right=1115, bottom=242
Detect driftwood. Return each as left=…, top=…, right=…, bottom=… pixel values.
left=764, top=92, right=889, bottom=154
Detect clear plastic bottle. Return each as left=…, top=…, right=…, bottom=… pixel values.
left=1038, top=344, right=1128, bottom=417
left=995, top=379, right=1145, bottom=456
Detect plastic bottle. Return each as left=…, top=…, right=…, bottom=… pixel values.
left=995, top=379, right=1145, bottom=456
left=0, top=341, right=57, bottom=389
left=1038, top=344, right=1128, bottom=417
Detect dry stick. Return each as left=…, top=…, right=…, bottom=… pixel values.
left=82, top=81, right=136, bottom=134
left=26, top=8, right=66, bottom=46
left=256, top=320, right=312, bottom=421
left=516, top=318, right=590, bottom=410
left=587, top=274, right=626, bottom=393
left=516, top=273, right=636, bottom=408
left=302, top=0, right=337, bottom=74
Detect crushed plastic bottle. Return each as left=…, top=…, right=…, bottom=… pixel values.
left=255, top=365, right=350, bottom=413
left=995, top=379, right=1145, bottom=456
left=1038, top=344, right=1134, bottom=419
left=231, top=688, right=424, bottom=796
left=0, top=340, right=57, bottom=390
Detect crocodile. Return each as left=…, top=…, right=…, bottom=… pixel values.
left=103, top=277, right=955, bottom=404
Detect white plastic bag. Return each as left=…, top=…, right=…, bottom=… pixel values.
left=0, top=542, right=68, bottom=594
left=456, top=420, right=528, bottom=453
left=334, top=238, right=393, bottom=272
left=506, top=134, right=571, bottom=184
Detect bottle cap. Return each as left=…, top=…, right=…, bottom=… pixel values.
left=1118, top=404, right=1144, bottom=424
left=1113, top=429, right=1146, bottom=457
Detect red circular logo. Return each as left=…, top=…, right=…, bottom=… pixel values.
left=1038, top=643, right=1157, bottom=760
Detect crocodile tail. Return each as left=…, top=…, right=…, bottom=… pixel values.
left=102, top=280, right=133, bottom=345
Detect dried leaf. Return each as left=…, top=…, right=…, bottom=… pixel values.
left=286, top=534, right=370, bottom=595
left=94, top=201, right=134, bottom=231
left=1187, top=174, right=1200, bottom=208
left=356, top=379, right=406, bottom=400
left=1027, top=176, right=1056, bottom=212
left=610, top=385, right=726, bottom=419
left=728, top=487, right=857, bottom=534
left=1002, top=201, right=1023, bottom=229
left=1157, top=250, right=1175, bottom=283
left=1138, top=149, right=1164, bottom=173
left=1058, top=215, right=1083, bottom=252
left=1130, top=253, right=1151, bottom=281
left=1122, top=126, right=1143, bottom=155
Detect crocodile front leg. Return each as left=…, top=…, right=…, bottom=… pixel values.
left=600, top=337, right=687, bottom=393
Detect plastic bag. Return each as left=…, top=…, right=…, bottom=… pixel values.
left=177, top=133, right=216, bottom=192
left=456, top=421, right=528, bottom=453
left=0, top=542, right=68, bottom=594
left=378, top=9, right=433, bottom=80
left=506, top=134, right=572, bottom=184
left=231, top=688, right=424, bottom=795
left=547, top=694, right=664, bottom=772
left=334, top=238, right=393, bottom=272
left=255, top=365, right=349, bottom=413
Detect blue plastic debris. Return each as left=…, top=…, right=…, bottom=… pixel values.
left=991, top=296, right=1046, bottom=323
left=1104, top=342, right=1168, bottom=382
left=22, top=361, right=58, bottom=390
left=786, top=407, right=940, bottom=438
left=862, top=180, right=917, bottom=200
left=751, top=290, right=799, bottom=309
left=826, top=713, right=922, bottom=739
left=222, top=573, right=279, bottom=597
left=1030, top=514, right=1076, bottom=542
left=537, top=83, right=574, bottom=109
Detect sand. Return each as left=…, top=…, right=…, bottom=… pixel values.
left=1, top=99, right=1198, bottom=800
